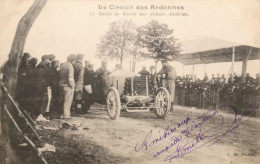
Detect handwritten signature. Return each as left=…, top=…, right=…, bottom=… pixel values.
left=135, top=105, right=258, bottom=162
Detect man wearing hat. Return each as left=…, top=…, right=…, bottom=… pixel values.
left=48, top=54, right=56, bottom=62
left=95, top=60, right=110, bottom=76
left=72, top=54, right=85, bottom=114
left=59, top=54, right=77, bottom=119
left=34, top=55, right=51, bottom=118
left=95, top=60, right=110, bottom=103
left=27, top=57, right=38, bottom=116
left=82, top=60, right=94, bottom=113
left=16, top=52, right=31, bottom=110
left=158, top=60, right=177, bottom=111
left=84, top=60, right=94, bottom=86
left=37, top=55, right=50, bottom=68
left=48, top=60, right=60, bottom=116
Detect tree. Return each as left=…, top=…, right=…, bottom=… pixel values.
left=3, top=0, right=48, bottom=95
left=137, top=20, right=181, bottom=70
left=96, top=19, right=137, bottom=66
left=1, top=0, right=47, bottom=163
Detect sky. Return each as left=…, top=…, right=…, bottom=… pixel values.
left=0, top=0, right=260, bottom=78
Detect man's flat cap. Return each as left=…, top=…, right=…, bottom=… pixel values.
left=67, top=54, right=77, bottom=62
left=77, top=54, right=84, bottom=60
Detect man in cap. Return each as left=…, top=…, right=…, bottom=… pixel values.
left=203, top=73, right=209, bottom=82
left=27, top=57, right=38, bottom=116
left=59, top=54, right=77, bottom=119
left=37, top=55, right=50, bottom=68
left=95, top=60, right=110, bottom=76
left=48, top=60, right=60, bottom=116
left=84, top=60, right=94, bottom=86
left=48, top=54, right=56, bottom=62
left=158, top=60, right=177, bottom=111
left=72, top=54, right=85, bottom=114
left=95, top=60, right=110, bottom=103
left=29, top=55, right=50, bottom=118
left=82, top=60, right=95, bottom=113
left=16, top=52, right=31, bottom=110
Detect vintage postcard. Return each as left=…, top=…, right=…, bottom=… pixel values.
left=0, top=0, right=259, bottom=164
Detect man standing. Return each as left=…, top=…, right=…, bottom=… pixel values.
left=49, top=60, right=60, bottom=116
left=27, top=57, right=38, bottom=116
left=72, top=54, right=84, bottom=114
left=82, top=60, right=94, bottom=113
left=16, top=53, right=31, bottom=110
left=59, top=54, right=77, bottom=119
left=35, top=55, right=50, bottom=117
left=158, top=60, right=177, bottom=111
left=203, top=73, right=209, bottom=82
left=84, top=61, right=94, bottom=86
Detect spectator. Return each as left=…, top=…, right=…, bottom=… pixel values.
left=59, top=54, right=77, bottom=119
left=48, top=54, right=56, bottom=62
left=35, top=55, right=50, bottom=118
left=82, top=61, right=94, bottom=113
left=27, top=57, right=38, bottom=116
left=203, top=73, right=209, bottom=82
left=16, top=53, right=31, bottom=110
left=49, top=60, right=61, bottom=116
left=72, top=54, right=85, bottom=114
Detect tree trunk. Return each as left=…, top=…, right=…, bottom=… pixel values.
left=241, top=47, right=252, bottom=83
left=1, top=0, right=47, bottom=162
left=6, top=0, right=47, bottom=95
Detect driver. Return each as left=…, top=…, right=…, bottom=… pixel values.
left=95, top=60, right=110, bottom=77
left=94, top=61, right=110, bottom=103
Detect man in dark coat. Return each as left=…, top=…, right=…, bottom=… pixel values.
left=35, top=55, right=50, bottom=117
left=84, top=61, right=94, bottom=86
left=82, top=61, right=94, bottom=113
left=27, top=57, right=38, bottom=116
left=16, top=53, right=31, bottom=110
left=95, top=60, right=110, bottom=103
left=48, top=60, right=60, bottom=116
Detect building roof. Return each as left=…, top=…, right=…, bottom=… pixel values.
left=176, top=37, right=260, bottom=65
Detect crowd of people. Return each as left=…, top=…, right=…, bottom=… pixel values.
left=136, top=64, right=260, bottom=113
left=174, top=73, right=260, bottom=112
left=10, top=53, right=260, bottom=119
left=15, top=53, right=110, bottom=120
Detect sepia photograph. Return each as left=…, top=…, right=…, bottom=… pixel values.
left=0, top=0, right=260, bottom=163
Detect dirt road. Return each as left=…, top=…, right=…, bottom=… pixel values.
left=37, top=104, right=260, bottom=164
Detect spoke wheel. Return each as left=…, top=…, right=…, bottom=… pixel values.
left=106, top=87, right=121, bottom=120
left=155, top=87, right=170, bottom=119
